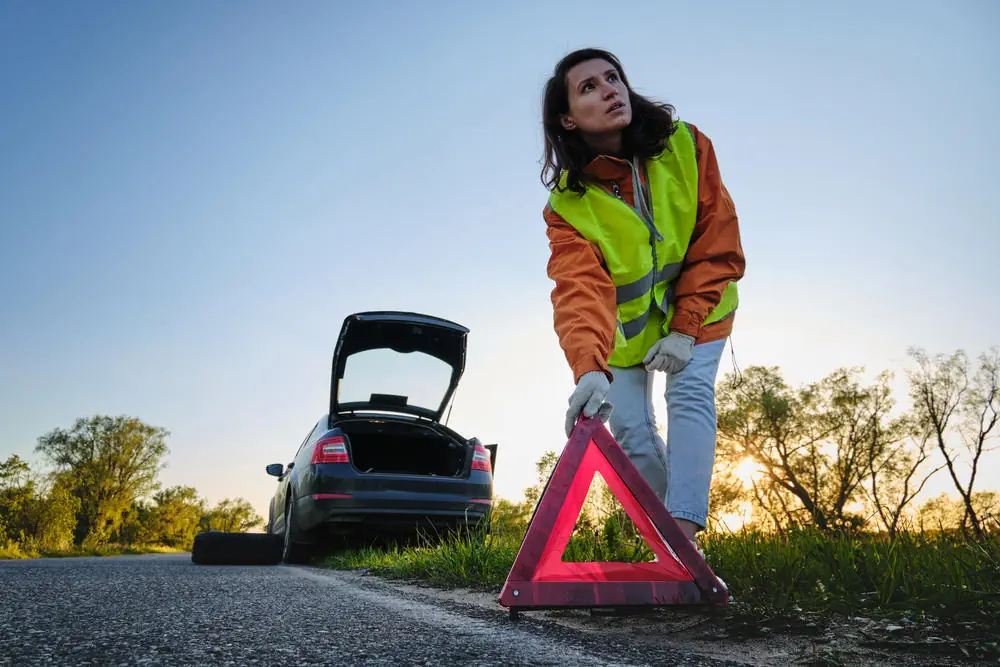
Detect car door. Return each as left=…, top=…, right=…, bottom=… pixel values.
left=270, top=423, right=318, bottom=532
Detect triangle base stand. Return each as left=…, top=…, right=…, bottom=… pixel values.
left=499, top=417, right=729, bottom=614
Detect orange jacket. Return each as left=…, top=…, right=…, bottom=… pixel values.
left=545, top=123, right=746, bottom=383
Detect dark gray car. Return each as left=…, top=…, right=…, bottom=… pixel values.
left=265, top=311, right=496, bottom=562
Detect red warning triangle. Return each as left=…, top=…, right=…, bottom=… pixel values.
left=498, top=416, right=728, bottom=612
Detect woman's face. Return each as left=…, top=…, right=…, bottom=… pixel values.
left=561, top=58, right=632, bottom=140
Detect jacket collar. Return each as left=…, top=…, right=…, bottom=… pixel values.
left=582, top=154, right=635, bottom=182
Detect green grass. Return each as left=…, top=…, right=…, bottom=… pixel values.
left=0, top=543, right=186, bottom=560
left=0, top=543, right=34, bottom=560
left=699, top=528, right=1000, bottom=618
left=320, top=518, right=1000, bottom=629
left=326, top=526, right=521, bottom=590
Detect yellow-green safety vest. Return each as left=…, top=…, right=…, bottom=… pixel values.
left=548, top=121, right=739, bottom=368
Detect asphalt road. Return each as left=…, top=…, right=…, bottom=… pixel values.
left=0, top=553, right=743, bottom=666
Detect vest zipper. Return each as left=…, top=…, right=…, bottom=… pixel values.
left=610, top=177, right=659, bottom=239
left=610, top=169, right=663, bottom=318
left=629, top=160, right=665, bottom=318
left=631, top=160, right=663, bottom=242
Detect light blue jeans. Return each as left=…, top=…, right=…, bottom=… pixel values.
left=606, top=338, right=727, bottom=530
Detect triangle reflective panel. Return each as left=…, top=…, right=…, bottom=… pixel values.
left=498, top=416, right=729, bottom=615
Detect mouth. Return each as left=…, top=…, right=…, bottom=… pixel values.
left=607, top=101, right=627, bottom=114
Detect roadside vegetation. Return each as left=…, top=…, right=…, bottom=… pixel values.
left=4, top=345, right=998, bottom=657
left=324, top=346, right=1000, bottom=662
left=1, top=415, right=262, bottom=559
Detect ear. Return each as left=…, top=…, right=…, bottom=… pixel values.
left=560, top=114, right=577, bottom=131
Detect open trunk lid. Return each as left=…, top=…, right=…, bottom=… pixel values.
left=330, top=311, right=469, bottom=422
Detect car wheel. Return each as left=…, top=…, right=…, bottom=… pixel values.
left=281, top=498, right=310, bottom=564
left=190, top=531, right=283, bottom=566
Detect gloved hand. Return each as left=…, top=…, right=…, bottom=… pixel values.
left=643, top=332, right=696, bottom=373
left=565, top=371, right=612, bottom=437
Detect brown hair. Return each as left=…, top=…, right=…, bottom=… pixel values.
left=541, top=48, right=677, bottom=195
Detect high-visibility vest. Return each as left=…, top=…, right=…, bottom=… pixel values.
left=548, top=122, right=739, bottom=368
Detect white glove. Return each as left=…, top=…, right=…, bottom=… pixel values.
left=565, top=371, right=612, bottom=437
left=643, top=332, right=695, bottom=373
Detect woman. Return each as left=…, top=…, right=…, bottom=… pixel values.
left=542, top=48, right=746, bottom=545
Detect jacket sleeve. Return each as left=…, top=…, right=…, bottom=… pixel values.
left=668, top=123, right=747, bottom=339
left=544, top=204, right=617, bottom=384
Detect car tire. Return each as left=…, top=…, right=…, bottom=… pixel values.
left=281, top=499, right=310, bottom=564
left=190, top=531, right=283, bottom=566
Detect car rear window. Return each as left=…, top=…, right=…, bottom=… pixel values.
left=337, top=348, right=453, bottom=413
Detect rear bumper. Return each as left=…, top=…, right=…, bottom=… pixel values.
left=296, top=491, right=492, bottom=532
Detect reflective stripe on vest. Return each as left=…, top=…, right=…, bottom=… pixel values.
left=548, top=121, right=739, bottom=367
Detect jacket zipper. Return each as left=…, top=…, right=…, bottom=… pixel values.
left=613, top=164, right=662, bottom=317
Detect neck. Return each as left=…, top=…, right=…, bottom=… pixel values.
left=583, top=131, right=624, bottom=157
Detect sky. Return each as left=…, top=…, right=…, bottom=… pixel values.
left=1, top=0, right=998, bottom=523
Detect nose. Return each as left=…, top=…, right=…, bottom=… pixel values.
left=601, top=81, right=619, bottom=100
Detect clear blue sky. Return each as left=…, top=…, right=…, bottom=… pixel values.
left=1, top=1, right=997, bottom=521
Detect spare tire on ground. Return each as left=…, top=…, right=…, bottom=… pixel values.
left=190, top=531, right=284, bottom=565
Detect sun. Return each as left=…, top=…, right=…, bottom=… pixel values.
left=733, top=457, right=765, bottom=487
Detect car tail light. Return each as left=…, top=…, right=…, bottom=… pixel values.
left=311, top=435, right=349, bottom=464
left=472, top=442, right=491, bottom=473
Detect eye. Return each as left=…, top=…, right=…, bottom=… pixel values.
left=581, top=82, right=595, bottom=93
left=608, top=72, right=619, bottom=83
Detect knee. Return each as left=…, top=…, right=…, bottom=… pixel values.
left=609, top=412, right=651, bottom=444
left=609, top=412, right=659, bottom=455
left=667, top=377, right=716, bottom=415
left=608, top=395, right=651, bottom=435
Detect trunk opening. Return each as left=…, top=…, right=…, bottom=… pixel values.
left=339, top=420, right=468, bottom=477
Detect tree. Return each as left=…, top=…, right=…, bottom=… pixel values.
left=716, top=366, right=902, bottom=532
left=717, top=366, right=816, bottom=529
left=523, top=450, right=560, bottom=507
left=0, top=455, right=35, bottom=545
left=917, top=491, right=999, bottom=533
left=917, top=492, right=960, bottom=532
left=521, top=447, right=619, bottom=531
left=0, top=455, right=79, bottom=550
left=489, top=498, right=533, bottom=539
left=35, top=415, right=169, bottom=545
left=115, top=501, right=154, bottom=546
left=145, top=486, right=207, bottom=547
left=907, top=347, right=1000, bottom=540
left=864, top=413, right=943, bottom=538
left=18, top=481, right=80, bottom=550
left=819, top=369, right=898, bottom=529
left=200, top=498, right=262, bottom=533
left=706, top=436, right=746, bottom=530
